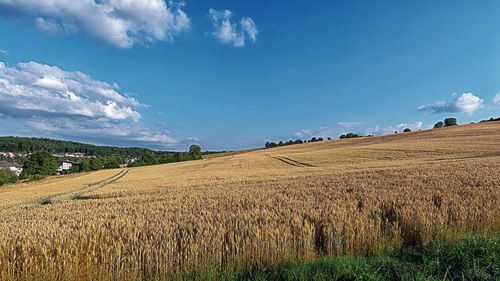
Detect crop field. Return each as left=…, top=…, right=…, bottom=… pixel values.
left=0, top=122, right=499, bottom=280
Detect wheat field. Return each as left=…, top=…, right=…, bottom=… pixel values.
left=0, top=122, right=499, bottom=280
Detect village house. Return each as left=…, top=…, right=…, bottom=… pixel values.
left=0, top=161, right=23, bottom=177
left=57, top=160, right=79, bottom=174
left=0, top=152, right=16, bottom=158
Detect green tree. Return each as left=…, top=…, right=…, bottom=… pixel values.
left=434, top=121, right=444, bottom=128
left=79, top=159, right=91, bottom=172
left=19, top=151, right=59, bottom=180
left=444, top=118, right=457, bottom=126
left=103, top=157, right=120, bottom=169
left=188, top=145, right=202, bottom=159
left=0, top=169, right=17, bottom=186
left=89, top=157, right=103, bottom=171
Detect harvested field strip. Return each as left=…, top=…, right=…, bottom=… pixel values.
left=266, top=154, right=315, bottom=167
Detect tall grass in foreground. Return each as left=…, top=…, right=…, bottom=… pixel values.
left=176, top=234, right=500, bottom=281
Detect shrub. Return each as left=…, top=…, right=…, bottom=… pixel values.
left=403, top=128, right=411, bottom=132
left=340, top=133, right=360, bottom=139
left=444, top=118, right=457, bottom=126
left=0, top=169, right=17, bottom=186
left=434, top=121, right=444, bottom=128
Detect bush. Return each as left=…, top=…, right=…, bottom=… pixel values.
left=444, top=117, right=457, bottom=126
left=0, top=169, right=17, bottom=186
left=434, top=121, right=444, bottom=128
left=403, top=128, right=411, bottom=132
left=340, top=133, right=359, bottom=139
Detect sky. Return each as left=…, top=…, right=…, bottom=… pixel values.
left=0, top=0, right=499, bottom=151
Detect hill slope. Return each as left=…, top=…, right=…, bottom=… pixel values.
left=0, top=122, right=499, bottom=280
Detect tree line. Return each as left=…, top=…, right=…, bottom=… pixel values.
left=128, top=145, right=202, bottom=167
left=0, top=143, right=202, bottom=185
left=264, top=117, right=482, bottom=149
left=0, top=136, right=163, bottom=158
left=265, top=137, right=333, bottom=148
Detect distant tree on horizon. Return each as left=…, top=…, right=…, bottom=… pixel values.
left=340, top=133, right=359, bottom=139
left=403, top=128, right=411, bottom=132
left=434, top=121, right=444, bottom=128
left=189, top=145, right=202, bottom=159
left=444, top=118, right=457, bottom=127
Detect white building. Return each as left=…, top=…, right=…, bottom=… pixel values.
left=0, top=161, right=23, bottom=177
left=57, top=160, right=79, bottom=174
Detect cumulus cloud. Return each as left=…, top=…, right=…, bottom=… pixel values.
left=493, top=94, right=500, bottom=106
left=418, top=93, right=483, bottom=115
left=0, top=0, right=190, bottom=48
left=363, top=121, right=427, bottom=136
left=0, top=61, right=178, bottom=148
left=208, top=9, right=257, bottom=47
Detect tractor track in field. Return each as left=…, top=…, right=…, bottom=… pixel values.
left=39, top=169, right=129, bottom=205
left=266, top=154, right=315, bottom=167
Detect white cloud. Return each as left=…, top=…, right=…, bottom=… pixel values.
left=0, top=49, right=7, bottom=55
left=0, top=61, right=179, bottom=148
left=186, top=137, right=200, bottom=142
left=0, top=0, right=190, bottom=48
left=418, top=93, right=483, bottom=115
left=208, top=9, right=257, bottom=47
left=338, top=121, right=362, bottom=128
left=493, top=94, right=500, bottom=106
left=293, top=129, right=312, bottom=138
left=363, top=121, right=428, bottom=136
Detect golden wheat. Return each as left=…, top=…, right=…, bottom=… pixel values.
left=0, top=122, right=499, bottom=280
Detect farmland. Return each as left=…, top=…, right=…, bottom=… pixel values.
left=0, top=122, right=499, bottom=280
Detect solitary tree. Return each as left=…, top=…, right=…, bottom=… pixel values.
left=403, top=128, right=411, bottom=132
left=189, top=145, right=202, bottom=159
left=434, top=121, right=444, bottom=128
left=444, top=118, right=457, bottom=127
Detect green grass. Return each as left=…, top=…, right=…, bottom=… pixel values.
left=175, top=235, right=500, bottom=281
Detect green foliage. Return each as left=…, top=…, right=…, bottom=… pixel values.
left=0, top=136, right=166, bottom=158
left=444, top=117, right=458, bottom=126
left=79, top=159, right=91, bottom=172
left=176, top=235, right=500, bottom=281
left=0, top=169, right=17, bottom=186
left=340, top=133, right=359, bottom=139
left=265, top=138, right=325, bottom=149
left=129, top=147, right=201, bottom=168
left=189, top=145, right=202, bottom=159
left=19, top=151, right=59, bottom=180
left=103, top=157, right=120, bottom=169
left=89, top=157, right=103, bottom=171
left=434, top=121, right=444, bottom=128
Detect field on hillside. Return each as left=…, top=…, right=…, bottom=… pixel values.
left=0, top=122, right=499, bottom=280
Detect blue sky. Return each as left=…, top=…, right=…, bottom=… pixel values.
left=0, top=0, right=499, bottom=151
